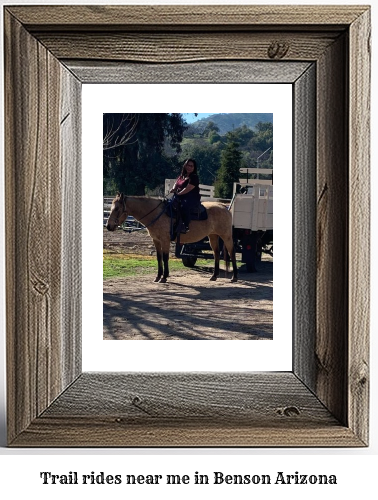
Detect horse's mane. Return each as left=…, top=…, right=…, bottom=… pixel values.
left=116, top=193, right=164, bottom=202
left=129, top=195, right=165, bottom=203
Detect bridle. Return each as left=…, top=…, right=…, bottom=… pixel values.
left=108, top=196, right=165, bottom=228
left=107, top=197, right=127, bottom=227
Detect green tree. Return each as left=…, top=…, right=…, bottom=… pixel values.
left=103, top=113, right=187, bottom=195
left=208, top=130, right=222, bottom=144
left=232, top=124, right=255, bottom=147
left=179, top=141, right=223, bottom=186
left=214, top=132, right=242, bottom=198
left=202, top=120, right=220, bottom=137
left=249, top=121, right=273, bottom=153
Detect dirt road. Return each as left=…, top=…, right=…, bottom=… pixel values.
left=103, top=227, right=273, bottom=340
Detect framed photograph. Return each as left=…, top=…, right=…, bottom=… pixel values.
left=4, top=5, right=370, bottom=447
left=88, top=86, right=290, bottom=370
left=100, top=102, right=277, bottom=345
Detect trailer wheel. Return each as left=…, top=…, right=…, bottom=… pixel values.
left=246, top=253, right=257, bottom=272
left=182, top=256, right=197, bottom=268
left=242, top=232, right=261, bottom=272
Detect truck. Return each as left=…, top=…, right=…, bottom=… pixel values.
left=166, top=167, right=273, bottom=272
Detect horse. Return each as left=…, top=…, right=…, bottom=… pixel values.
left=106, top=193, right=238, bottom=283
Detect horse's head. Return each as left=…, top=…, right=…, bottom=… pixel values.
left=106, top=193, right=128, bottom=231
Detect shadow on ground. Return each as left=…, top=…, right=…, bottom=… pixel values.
left=103, top=262, right=273, bottom=340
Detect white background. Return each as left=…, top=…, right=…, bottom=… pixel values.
left=82, top=83, right=292, bottom=372
left=0, top=0, right=377, bottom=499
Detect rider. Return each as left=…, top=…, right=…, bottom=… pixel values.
left=170, top=158, right=201, bottom=233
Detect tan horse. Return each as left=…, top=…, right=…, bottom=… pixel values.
left=106, top=193, right=238, bottom=283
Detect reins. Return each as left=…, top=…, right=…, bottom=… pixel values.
left=115, top=196, right=166, bottom=232
left=141, top=201, right=166, bottom=229
left=137, top=200, right=164, bottom=224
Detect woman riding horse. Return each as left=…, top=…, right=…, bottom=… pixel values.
left=169, top=158, right=201, bottom=233
left=106, top=159, right=238, bottom=283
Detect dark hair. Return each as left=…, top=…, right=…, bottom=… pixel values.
left=180, top=158, right=197, bottom=177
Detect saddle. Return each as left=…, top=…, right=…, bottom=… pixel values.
left=165, top=198, right=208, bottom=221
left=164, top=198, right=208, bottom=241
left=188, top=204, right=208, bottom=221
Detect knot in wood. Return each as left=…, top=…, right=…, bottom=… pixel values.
left=268, top=41, right=289, bottom=59
left=277, top=406, right=300, bottom=417
left=359, top=376, right=367, bottom=386
left=32, top=279, right=49, bottom=296
left=131, top=395, right=142, bottom=406
left=131, top=395, right=153, bottom=416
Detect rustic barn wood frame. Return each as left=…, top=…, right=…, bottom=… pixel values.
left=4, top=5, right=370, bottom=447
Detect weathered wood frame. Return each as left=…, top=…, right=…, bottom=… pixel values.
left=4, top=5, right=370, bottom=447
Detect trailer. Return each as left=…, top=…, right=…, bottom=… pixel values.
left=170, top=168, right=273, bottom=272
left=230, top=180, right=273, bottom=271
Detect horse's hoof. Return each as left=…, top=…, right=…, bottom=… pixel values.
left=230, top=278, right=238, bottom=283
left=154, top=277, right=161, bottom=283
left=209, top=275, right=218, bottom=281
left=159, top=278, right=167, bottom=283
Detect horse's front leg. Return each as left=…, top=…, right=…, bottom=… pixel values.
left=159, top=242, right=170, bottom=283
left=153, top=239, right=163, bottom=283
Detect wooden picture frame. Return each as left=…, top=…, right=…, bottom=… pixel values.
left=4, top=5, right=370, bottom=447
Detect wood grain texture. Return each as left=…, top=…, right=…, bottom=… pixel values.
left=12, top=373, right=363, bottom=447
left=11, top=419, right=363, bottom=448
left=35, top=32, right=339, bottom=63
left=4, top=5, right=370, bottom=447
left=316, top=34, right=349, bottom=425
left=4, top=11, right=81, bottom=443
left=66, top=60, right=312, bottom=84
left=293, top=64, right=317, bottom=390
left=60, top=68, right=82, bottom=388
left=5, top=12, right=62, bottom=441
left=7, top=5, right=367, bottom=29
left=41, top=373, right=333, bottom=421
left=348, top=9, right=371, bottom=444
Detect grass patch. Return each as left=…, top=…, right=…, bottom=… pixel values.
left=103, top=250, right=210, bottom=279
left=103, top=249, right=267, bottom=279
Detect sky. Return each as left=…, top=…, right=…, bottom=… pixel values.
left=183, top=113, right=215, bottom=123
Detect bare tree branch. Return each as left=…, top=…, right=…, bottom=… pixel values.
left=103, top=113, right=139, bottom=150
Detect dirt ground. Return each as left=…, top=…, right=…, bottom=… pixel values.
left=103, top=228, right=273, bottom=340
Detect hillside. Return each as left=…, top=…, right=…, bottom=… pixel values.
left=188, top=113, right=273, bottom=135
